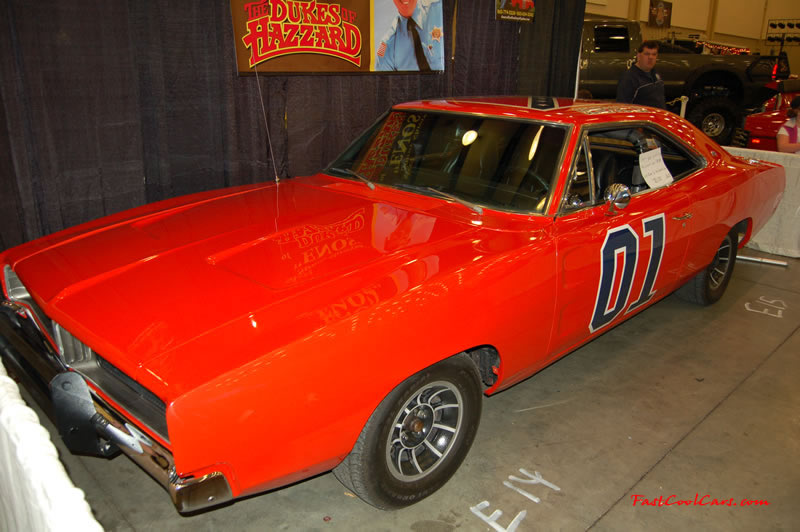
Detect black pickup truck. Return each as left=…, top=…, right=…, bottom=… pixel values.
left=578, top=19, right=791, bottom=144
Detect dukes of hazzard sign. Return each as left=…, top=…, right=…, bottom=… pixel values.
left=230, top=0, right=445, bottom=73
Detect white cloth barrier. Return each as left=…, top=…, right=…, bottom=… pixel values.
left=0, top=363, right=103, bottom=532
left=725, top=147, right=800, bottom=258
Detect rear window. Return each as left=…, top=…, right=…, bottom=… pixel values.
left=594, top=26, right=630, bottom=53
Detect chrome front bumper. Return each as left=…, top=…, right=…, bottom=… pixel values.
left=0, top=300, right=232, bottom=513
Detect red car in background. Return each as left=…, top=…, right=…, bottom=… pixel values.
left=736, top=79, right=800, bottom=151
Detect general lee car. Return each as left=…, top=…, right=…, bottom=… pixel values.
left=0, top=98, right=785, bottom=513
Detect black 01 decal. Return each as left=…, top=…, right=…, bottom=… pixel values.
left=627, top=214, right=665, bottom=312
left=590, top=214, right=666, bottom=333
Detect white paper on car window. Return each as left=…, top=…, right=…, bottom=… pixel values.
left=639, top=148, right=673, bottom=189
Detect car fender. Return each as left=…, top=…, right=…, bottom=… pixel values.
left=165, top=226, right=559, bottom=498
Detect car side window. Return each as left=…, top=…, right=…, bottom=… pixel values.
left=562, top=143, right=594, bottom=211
left=586, top=127, right=702, bottom=199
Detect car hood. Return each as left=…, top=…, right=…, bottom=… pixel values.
left=8, top=176, right=490, bottom=395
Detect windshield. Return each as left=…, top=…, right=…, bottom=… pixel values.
left=327, top=110, right=568, bottom=214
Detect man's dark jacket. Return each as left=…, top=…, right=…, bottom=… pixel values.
left=616, top=64, right=665, bottom=109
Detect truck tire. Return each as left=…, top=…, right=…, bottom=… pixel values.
left=687, top=98, right=740, bottom=145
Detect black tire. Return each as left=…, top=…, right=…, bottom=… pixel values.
left=730, top=127, right=750, bottom=148
left=333, top=354, right=482, bottom=509
left=677, top=229, right=737, bottom=305
left=687, top=98, right=740, bottom=145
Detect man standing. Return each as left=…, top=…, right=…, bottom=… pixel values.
left=616, top=41, right=665, bottom=108
left=376, top=0, right=444, bottom=71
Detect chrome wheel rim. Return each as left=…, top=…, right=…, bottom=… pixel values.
left=709, top=236, right=733, bottom=289
left=386, top=381, right=463, bottom=481
left=702, top=113, right=726, bottom=138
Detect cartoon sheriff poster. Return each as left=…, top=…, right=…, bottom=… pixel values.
left=372, top=0, right=444, bottom=71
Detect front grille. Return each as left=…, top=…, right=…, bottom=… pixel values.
left=53, top=323, right=93, bottom=366
left=3, top=266, right=170, bottom=442
left=58, top=330, right=170, bottom=441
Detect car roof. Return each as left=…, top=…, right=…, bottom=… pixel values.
left=392, top=96, right=678, bottom=127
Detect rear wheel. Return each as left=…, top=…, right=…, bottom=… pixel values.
left=677, top=229, right=738, bottom=305
left=333, top=354, right=482, bottom=509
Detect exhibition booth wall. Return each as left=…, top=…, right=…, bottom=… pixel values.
left=0, top=0, right=587, bottom=251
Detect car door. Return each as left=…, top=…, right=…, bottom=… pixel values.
left=546, top=125, right=702, bottom=359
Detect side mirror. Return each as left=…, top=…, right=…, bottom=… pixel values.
left=604, top=183, right=631, bottom=214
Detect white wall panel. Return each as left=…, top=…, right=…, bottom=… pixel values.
left=0, top=365, right=102, bottom=532
left=582, top=0, right=799, bottom=78
left=714, top=0, right=767, bottom=39
left=637, top=0, right=711, bottom=31
left=670, top=0, right=711, bottom=31
left=586, top=1, right=712, bottom=32
left=763, top=0, right=800, bottom=37
left=585, top=0, right=630, bottom=19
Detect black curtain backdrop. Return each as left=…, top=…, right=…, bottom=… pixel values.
left=0, top=0, right=586, bottom=250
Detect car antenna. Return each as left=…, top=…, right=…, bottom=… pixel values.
left=252, top=61, right=280, bottom=185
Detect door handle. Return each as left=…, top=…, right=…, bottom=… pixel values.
left=672, top=213, right=692, bottom=220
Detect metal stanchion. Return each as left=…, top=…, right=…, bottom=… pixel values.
left=737, top=255, right=789, bottom=267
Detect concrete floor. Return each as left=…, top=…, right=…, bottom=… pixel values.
left=33, top=250, right=800, bottom=531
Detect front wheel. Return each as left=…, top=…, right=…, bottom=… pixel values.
left=677, top=229, right=738, bottom=305
left=333, top=354, right=482, bottom=509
